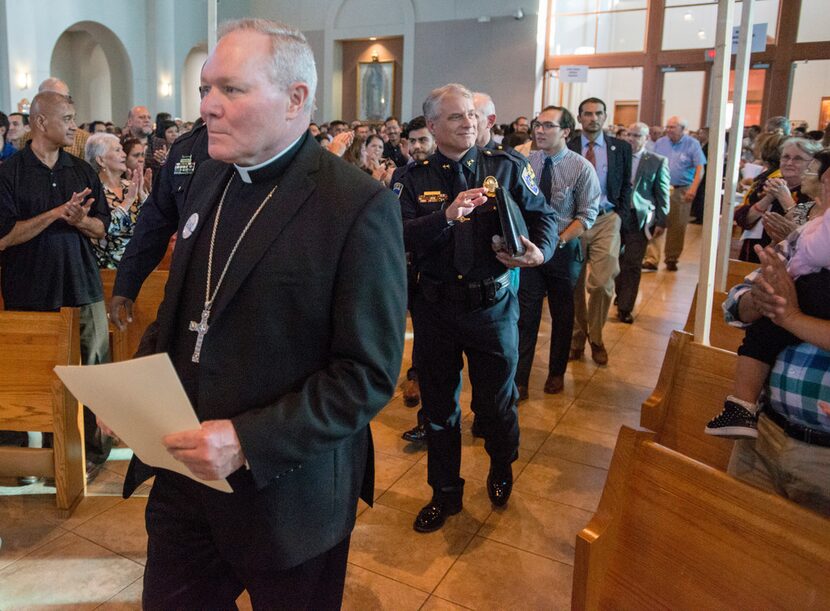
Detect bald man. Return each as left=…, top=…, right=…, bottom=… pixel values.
left=38, top=77, right=88, bottom=158
left=0, top=92, right=112, bottom=480
left=645, top=116, right=705, bottom=271
left=126, top=105, right=153, bottom=144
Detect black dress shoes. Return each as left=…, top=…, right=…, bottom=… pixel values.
left=487, top=466, right=513, bottom=507
left=401, top=423, right=427, bottom=443
left=413, top=498, right=463, bottom=533
left=617, top=310, right=634, bottom=324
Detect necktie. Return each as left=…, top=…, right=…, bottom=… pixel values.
left=585, top=141, right=596, bottom=168
left=540, top=156, right=553, bottom=204
left=451, top=162, right=475, bottom=275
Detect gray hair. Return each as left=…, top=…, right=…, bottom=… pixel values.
left=473, top=92, right=496, bottom=117
left=629, top=122, right=649, bottom=136
left=423, top=83, right=473, bottom=122
left=781, top=137, right=822, bottom=158
left=765, top=115, right=791, bottom=136
left=218, top=18, right=317, bottom=113
left=85, top=132, right=119, bottom=172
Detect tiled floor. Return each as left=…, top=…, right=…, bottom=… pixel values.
left=0, top=227, right=704, bottom=609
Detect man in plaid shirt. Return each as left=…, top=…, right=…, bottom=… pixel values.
left=722, top=247, right=830, bottom=516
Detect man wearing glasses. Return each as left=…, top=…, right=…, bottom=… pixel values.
left=516, top=106, right=600, bottom=397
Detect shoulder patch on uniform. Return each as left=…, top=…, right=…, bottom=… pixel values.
left=522, top=163, right=540, bottom=195
left=392, top=182, right=404, bottom=198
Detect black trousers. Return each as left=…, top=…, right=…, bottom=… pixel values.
left=516, top=240, right=581, bottom=383
left=411, top=284, right=520, bottom=500
left=615, top=214, right=650, bottom=314
left=739, top=269, right=830, bottom=366
left=143, top=471, right=350, bottom=610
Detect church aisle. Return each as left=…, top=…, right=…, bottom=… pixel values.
left=0, top=227, right=704, bottom=610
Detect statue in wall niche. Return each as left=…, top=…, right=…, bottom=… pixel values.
left=361, top=60, right=391, bottom=121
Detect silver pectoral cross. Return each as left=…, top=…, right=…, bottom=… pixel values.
left=188, top=305, right=211, bottom=363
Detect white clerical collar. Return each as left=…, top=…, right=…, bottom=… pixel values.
left=234, top=132, right=305, bottom=184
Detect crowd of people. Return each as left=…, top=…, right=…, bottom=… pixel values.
left=0, top=16, right=828, bottom=606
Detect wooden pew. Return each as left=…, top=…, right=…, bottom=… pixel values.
left=641, top=330, right=736, bottom=471
left=100, top=269, right=168, bottom=362
left=682, top=290, right=744, bottom=353
left=0, top=308, right=85, bottom=515
left=573, top=426, right=830, bottom=610
left=726, top=257, right=756, bottom=291
left=682, top=259, right=757, bottom=354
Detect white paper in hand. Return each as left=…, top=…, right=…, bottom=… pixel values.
left=54, top=353, right=232, bottom=493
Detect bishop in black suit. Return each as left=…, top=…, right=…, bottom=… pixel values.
left=120, top=20, right=406, bottom=609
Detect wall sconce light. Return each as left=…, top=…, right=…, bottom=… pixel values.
left=16, top=72, right=31, bottom=90
left=369, top=36, right=377, bottom=41
left=371, top=52, right=379, bottom=62
left=161, top=81, right=173, bottom=97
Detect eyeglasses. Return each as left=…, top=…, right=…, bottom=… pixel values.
left=531, top=121, right=561, bottom=131
left=780, top=154, right=812, bottom=163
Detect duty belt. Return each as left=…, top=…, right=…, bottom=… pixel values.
left=419, top=271, right=511, bottom=310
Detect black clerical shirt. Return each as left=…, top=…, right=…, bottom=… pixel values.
left=0, top=146, right=110, bottom=310
left=171, top=133, right=306, bottom=414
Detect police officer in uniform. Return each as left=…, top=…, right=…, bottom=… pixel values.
left=398, top=83, right=558, bottom=532
left=109, top=119, right=209, bottom=328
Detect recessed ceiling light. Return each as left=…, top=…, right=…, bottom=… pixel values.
left=697, top=30, right=706, bottom=40
left=684, top=12, right=693, bottom=22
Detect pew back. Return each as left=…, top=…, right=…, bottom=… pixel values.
left=573, top=426, right=830, bottom=610
left=100, top=269, right=168, bottom=361
left=0, top=308, right=85, bottom=514
left=641, top=330, right=736, bottom=470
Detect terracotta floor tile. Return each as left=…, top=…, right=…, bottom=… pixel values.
left=513, top=453, right=608, bottom=512
left=73, top=497, right=149, bottom=564
left=349, top=504, right=474, bottom=592
left=558, top=399, right=641, bottom=436
left=433, top=537, right=573, bottom=610
left=0, top=531, right=144, bottom=608
left=537, top=424, right=618, bottom=469
left=479, top=491, right=593, bottom=565
left=342, top=564, right=429, bottom=610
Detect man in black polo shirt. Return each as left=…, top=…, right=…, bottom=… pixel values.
left=0, top=91, right=112, bottom=480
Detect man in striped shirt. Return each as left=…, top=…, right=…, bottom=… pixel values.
left=516, top=105, right=601, bottom=397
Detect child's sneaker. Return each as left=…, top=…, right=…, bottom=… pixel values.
left=705, top=398, right=758, bottom=439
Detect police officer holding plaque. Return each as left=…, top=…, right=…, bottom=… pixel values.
left=397, top=83, right=559, bottom=533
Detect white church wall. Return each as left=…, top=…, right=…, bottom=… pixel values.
left=3, top=0, right=148, bottom=121
left=245, top=0, right=539, bottom=122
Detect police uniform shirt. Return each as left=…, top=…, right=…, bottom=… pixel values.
left=113, top=121, right=209, bottom=301
left=397, top=146, right=559, bottom=283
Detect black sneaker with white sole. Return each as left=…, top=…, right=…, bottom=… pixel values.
left=705, top=400, right=758, bottom=439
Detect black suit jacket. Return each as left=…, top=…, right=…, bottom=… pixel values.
left=568, top=135, right=632, bottom=218
left=123, top=133, right=407, bottom=570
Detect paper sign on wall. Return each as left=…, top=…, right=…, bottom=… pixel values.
left=559, top=65, right=589, bottom=83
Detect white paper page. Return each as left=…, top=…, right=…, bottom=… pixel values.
left=54, top=353, right=232, bottom=493
left=741, top=218, right=765, bottom=240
